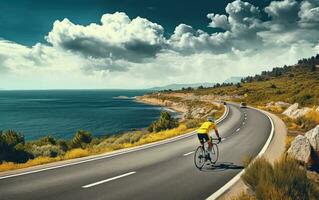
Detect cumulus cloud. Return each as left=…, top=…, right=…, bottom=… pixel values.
left=46, top=12, right=166, bottom=63
left=299, top=0, right=319, bottom=28
left=265, top=0, right=300, bottom=27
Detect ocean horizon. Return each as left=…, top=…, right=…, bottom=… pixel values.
left=0, top=89, right=166, bottom=141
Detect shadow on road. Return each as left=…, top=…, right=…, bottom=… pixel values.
left=201, top=162, right=244, bottom=172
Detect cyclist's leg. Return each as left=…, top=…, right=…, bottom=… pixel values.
left=203, top=134, right=214, bottom=161
left=197, top=134, right=205, bottom=145
left=206, top=134, right=212, bottom=150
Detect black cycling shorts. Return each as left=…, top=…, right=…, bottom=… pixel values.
left=197, top=134, right=209, bottom=144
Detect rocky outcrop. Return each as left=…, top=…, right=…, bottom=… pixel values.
left=288, top=135, right=312, bottom=163
left=282, top=103, right=311, bottom=119
left=305, top=125, right=319, bottom=155
left=316, top=106, right=319, bottom=113
left=288, top=125, right=319, bottom=166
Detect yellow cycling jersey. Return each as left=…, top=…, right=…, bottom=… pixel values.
left=197, top=121, right=216, bottom=134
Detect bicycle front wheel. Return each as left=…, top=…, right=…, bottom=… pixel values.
left=194, top=146, right=206, bottom=169
left=210, top=143, right=219, bottom=163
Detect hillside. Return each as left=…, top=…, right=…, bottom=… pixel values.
left=167, top=55, right=319, bottom=107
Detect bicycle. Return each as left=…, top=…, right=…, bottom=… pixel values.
left=194, top=137, right=220, bottom=170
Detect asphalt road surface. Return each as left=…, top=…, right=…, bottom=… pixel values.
left=0, top=104, right=271, bottom=200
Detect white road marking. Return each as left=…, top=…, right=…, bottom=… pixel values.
left=183, top=151, right=195, bottom=156
left=82, top=171, right=136, bottom=188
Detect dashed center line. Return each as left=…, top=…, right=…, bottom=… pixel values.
left=183, top=151, right=195, bottom=156
left=82, top=171, right=136, bottom=188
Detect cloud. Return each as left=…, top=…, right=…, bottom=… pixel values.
left=299, top=0, right=319, bottom=28
left=46, top=12, right=166, bottom=63
left=265, top=0, right=300, bottom=27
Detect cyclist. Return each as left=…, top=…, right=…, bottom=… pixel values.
left=197, top=116, right=221, bottom=160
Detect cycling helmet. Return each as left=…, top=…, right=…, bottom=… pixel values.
left=207, top=116, right=214, bottom=122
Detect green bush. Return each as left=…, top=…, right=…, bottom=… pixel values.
left=57, top=140, right=69, bottom=152
left=28, top=144, right=63, bottom=158
left=148, top=111, right=178, bottom=132
left=36, top=136, right=57, bottom=146
left=70, top=130, right=93, bottom=149
left=242, top=156, right=319, bottom=200
left=0, top=130, right=33, bottom=163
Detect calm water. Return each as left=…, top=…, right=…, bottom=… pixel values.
left=0, top=90, right=163, bottom=141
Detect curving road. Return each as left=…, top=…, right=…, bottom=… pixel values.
left=0, top=104, right=272, bottom=200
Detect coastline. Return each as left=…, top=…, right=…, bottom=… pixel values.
left=135, top=96, right=187, bottom=113
left=135, top=96, right=186, bottom=119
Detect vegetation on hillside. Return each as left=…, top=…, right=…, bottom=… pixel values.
left=170, top=54, right=319, bottom=107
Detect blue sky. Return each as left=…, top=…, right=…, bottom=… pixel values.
left=0, top=0, right=319, bottom=89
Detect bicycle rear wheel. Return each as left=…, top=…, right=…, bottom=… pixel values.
left=194, top=146, right=206, bottom=169
left=210, top=143, right=219, bottom=163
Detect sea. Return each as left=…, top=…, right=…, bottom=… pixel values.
left=0, top=90, right=167, bottom=141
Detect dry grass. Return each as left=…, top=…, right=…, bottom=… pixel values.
left=285, top=135, right=295, bottom=151
left=228, top=191, right=256, bottom=200
left=64, top=148, right=89, bottom=160
left=0, top=156, right=61, bottom=172
left=258, top=105, right=284, bottom=114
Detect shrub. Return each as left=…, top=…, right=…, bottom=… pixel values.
left=241, top=156, right=319, bottom=200
left=295, top=116, right=318, bottom=131
left=0, top=130, right=32, bottom=163
left=70, top=130, right=93, bottom=149
left=28, top=144, right=63, bottom=158
left=57, top=140, right=69, bottom=152
left=148, top=111, right=178, bottom=132
left=185, top=119, right=202, bottom=129
left=35, top=136, right=57, bottom=146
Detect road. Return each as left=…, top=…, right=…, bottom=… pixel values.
left=0, top=104, right=272, bottom=200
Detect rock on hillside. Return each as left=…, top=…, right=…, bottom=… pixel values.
left=288, top=135, right=312, bottom=164
left=288, top=125, right=319, bottom=166
left=305, top=125, right=319, bottom=154
left=283, top=103, right=311, bottom=119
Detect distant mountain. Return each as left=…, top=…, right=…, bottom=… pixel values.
left=223, top=76, right=243, bottom=84
left=149, top=82, right=216, bottom=91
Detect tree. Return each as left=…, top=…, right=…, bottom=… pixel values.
left=0, top=130, right=32, bottom=163
left=148, top=111, right=178, bottom=132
